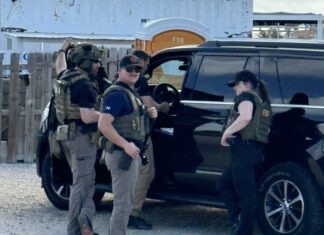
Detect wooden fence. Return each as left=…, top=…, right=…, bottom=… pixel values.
left=0, top=47, right=133, bottom=163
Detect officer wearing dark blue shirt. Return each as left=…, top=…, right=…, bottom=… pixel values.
left=128, top=50, right=172, bottom=230
left=98, top=55, right=157, bottom=235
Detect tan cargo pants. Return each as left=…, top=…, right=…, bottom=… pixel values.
left=105, top=149, right=140, bottom=235
left=63, top=128, right=97, bottom=235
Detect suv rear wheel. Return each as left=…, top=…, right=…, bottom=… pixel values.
left=42, top=152, right=105, bottom=210
left=258, top=162, right=324, bottom=235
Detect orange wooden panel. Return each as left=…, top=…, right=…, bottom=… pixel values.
left=151, top=30, right=204, bottom=53
left=136, top=30, right=205, bottom=55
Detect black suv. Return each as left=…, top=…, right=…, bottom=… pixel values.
left=36, top=39, right=324, bottom=235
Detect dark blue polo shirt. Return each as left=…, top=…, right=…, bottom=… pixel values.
left=102, top=83, right=134, bottom=117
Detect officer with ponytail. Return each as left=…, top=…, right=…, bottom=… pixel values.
left=217, top=70, right=272, bottom=235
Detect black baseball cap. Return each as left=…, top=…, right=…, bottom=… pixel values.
left=227, top=70, right=258, bottom=88
left=120, top=55, right=142, bottom=68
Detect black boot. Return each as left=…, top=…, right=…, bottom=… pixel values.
left=128, top=215, right=153, bottom=230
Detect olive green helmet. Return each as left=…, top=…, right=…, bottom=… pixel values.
left=69, top=43, right=103, bottom=66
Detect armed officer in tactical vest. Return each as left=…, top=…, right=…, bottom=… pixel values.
left=217, top=70, right=271, bottom=235
left=98, top=55, right=157, bottom=235
left=53, top=43, right=102, bottom=235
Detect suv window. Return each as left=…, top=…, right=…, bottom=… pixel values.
left=277, top=58, right=324, bottom=106
left=260, top=57, right=282, bottom=104
left=149, top=59, right=187, bottom=90
left=192, top=55, right=259, bottom=102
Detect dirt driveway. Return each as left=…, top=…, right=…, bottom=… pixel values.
left=0, top=163, right=258, bottom=235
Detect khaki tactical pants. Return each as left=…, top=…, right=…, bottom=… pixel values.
left=63, top=128, right=97, bottom=235
left=105, top=149, right=140, bottom=235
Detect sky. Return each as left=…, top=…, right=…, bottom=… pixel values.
left=254, top=0, right=324, bottom=15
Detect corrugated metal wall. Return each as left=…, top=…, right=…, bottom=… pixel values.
left=0, top=0, right=253, bottom=38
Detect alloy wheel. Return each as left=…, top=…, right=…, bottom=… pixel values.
left=264, top=179, right=304, bottom=233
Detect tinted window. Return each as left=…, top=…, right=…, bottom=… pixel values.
left=260, top=57, right=282, bottom=104
left=193, top=55, right=259, bottom=102
left=277, top=58, right=324, bottom=106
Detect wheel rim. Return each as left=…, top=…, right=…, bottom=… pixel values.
left=50, top=182, right=70, bottom=200
left=49, top=163, right=70, bottom=201
left=264, top=179, right=304, bottom=234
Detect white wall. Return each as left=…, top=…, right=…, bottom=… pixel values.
left=15, top=37, right=133, bottom=52
left=0, top=0, right=253, bottom=38
left=0, top=0, right=253, bottom=54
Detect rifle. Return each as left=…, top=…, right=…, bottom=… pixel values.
left=139, top=133, right=150, bottom=165
left=139, top=118, right=156, bottom=166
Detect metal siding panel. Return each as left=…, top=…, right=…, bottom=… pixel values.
left=1, top=0, right=252, bottom=38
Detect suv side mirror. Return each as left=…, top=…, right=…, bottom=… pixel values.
left=178, top=64, right=188, bottom=71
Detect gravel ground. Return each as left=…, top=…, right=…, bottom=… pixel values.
left=0, top=163, right=260, bottom=235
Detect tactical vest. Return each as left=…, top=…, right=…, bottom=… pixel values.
left=101, top=85, right=150, bottom=142
left=227, top=91, right=272, bottom=143
left=53, top=69, right=88, bottom=124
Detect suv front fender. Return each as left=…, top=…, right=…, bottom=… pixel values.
left=36, top=131, right=49, bottom=177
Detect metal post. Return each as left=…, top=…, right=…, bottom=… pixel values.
left=317, top=17, right=323, bottom=40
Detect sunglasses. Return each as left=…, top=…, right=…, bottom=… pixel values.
left=91, top=59, right=101, bottom=63
left=124, top=66, right=142, bottom=73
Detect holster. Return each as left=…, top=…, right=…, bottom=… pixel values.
left=103, top=138, right=114, bottom=153
left=118, top=151, right=133, bottom=170
left=91, top=130, right=102, bottom=147
left=68, top=122, right=77, bottom=139
left=55, top=125, right=69, bottom=141
left=55, top=122, right=77, bottom=141
left=49, top=130, right=64, bottom=159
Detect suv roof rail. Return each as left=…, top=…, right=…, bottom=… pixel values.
left=199, top=39, right=324, bottom=50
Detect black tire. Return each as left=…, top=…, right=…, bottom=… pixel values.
left=42, top=152, right=70, bottom=210
left=258, top=162, right=324, bottom=235
left=42, top=152, right=105, bottom=210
